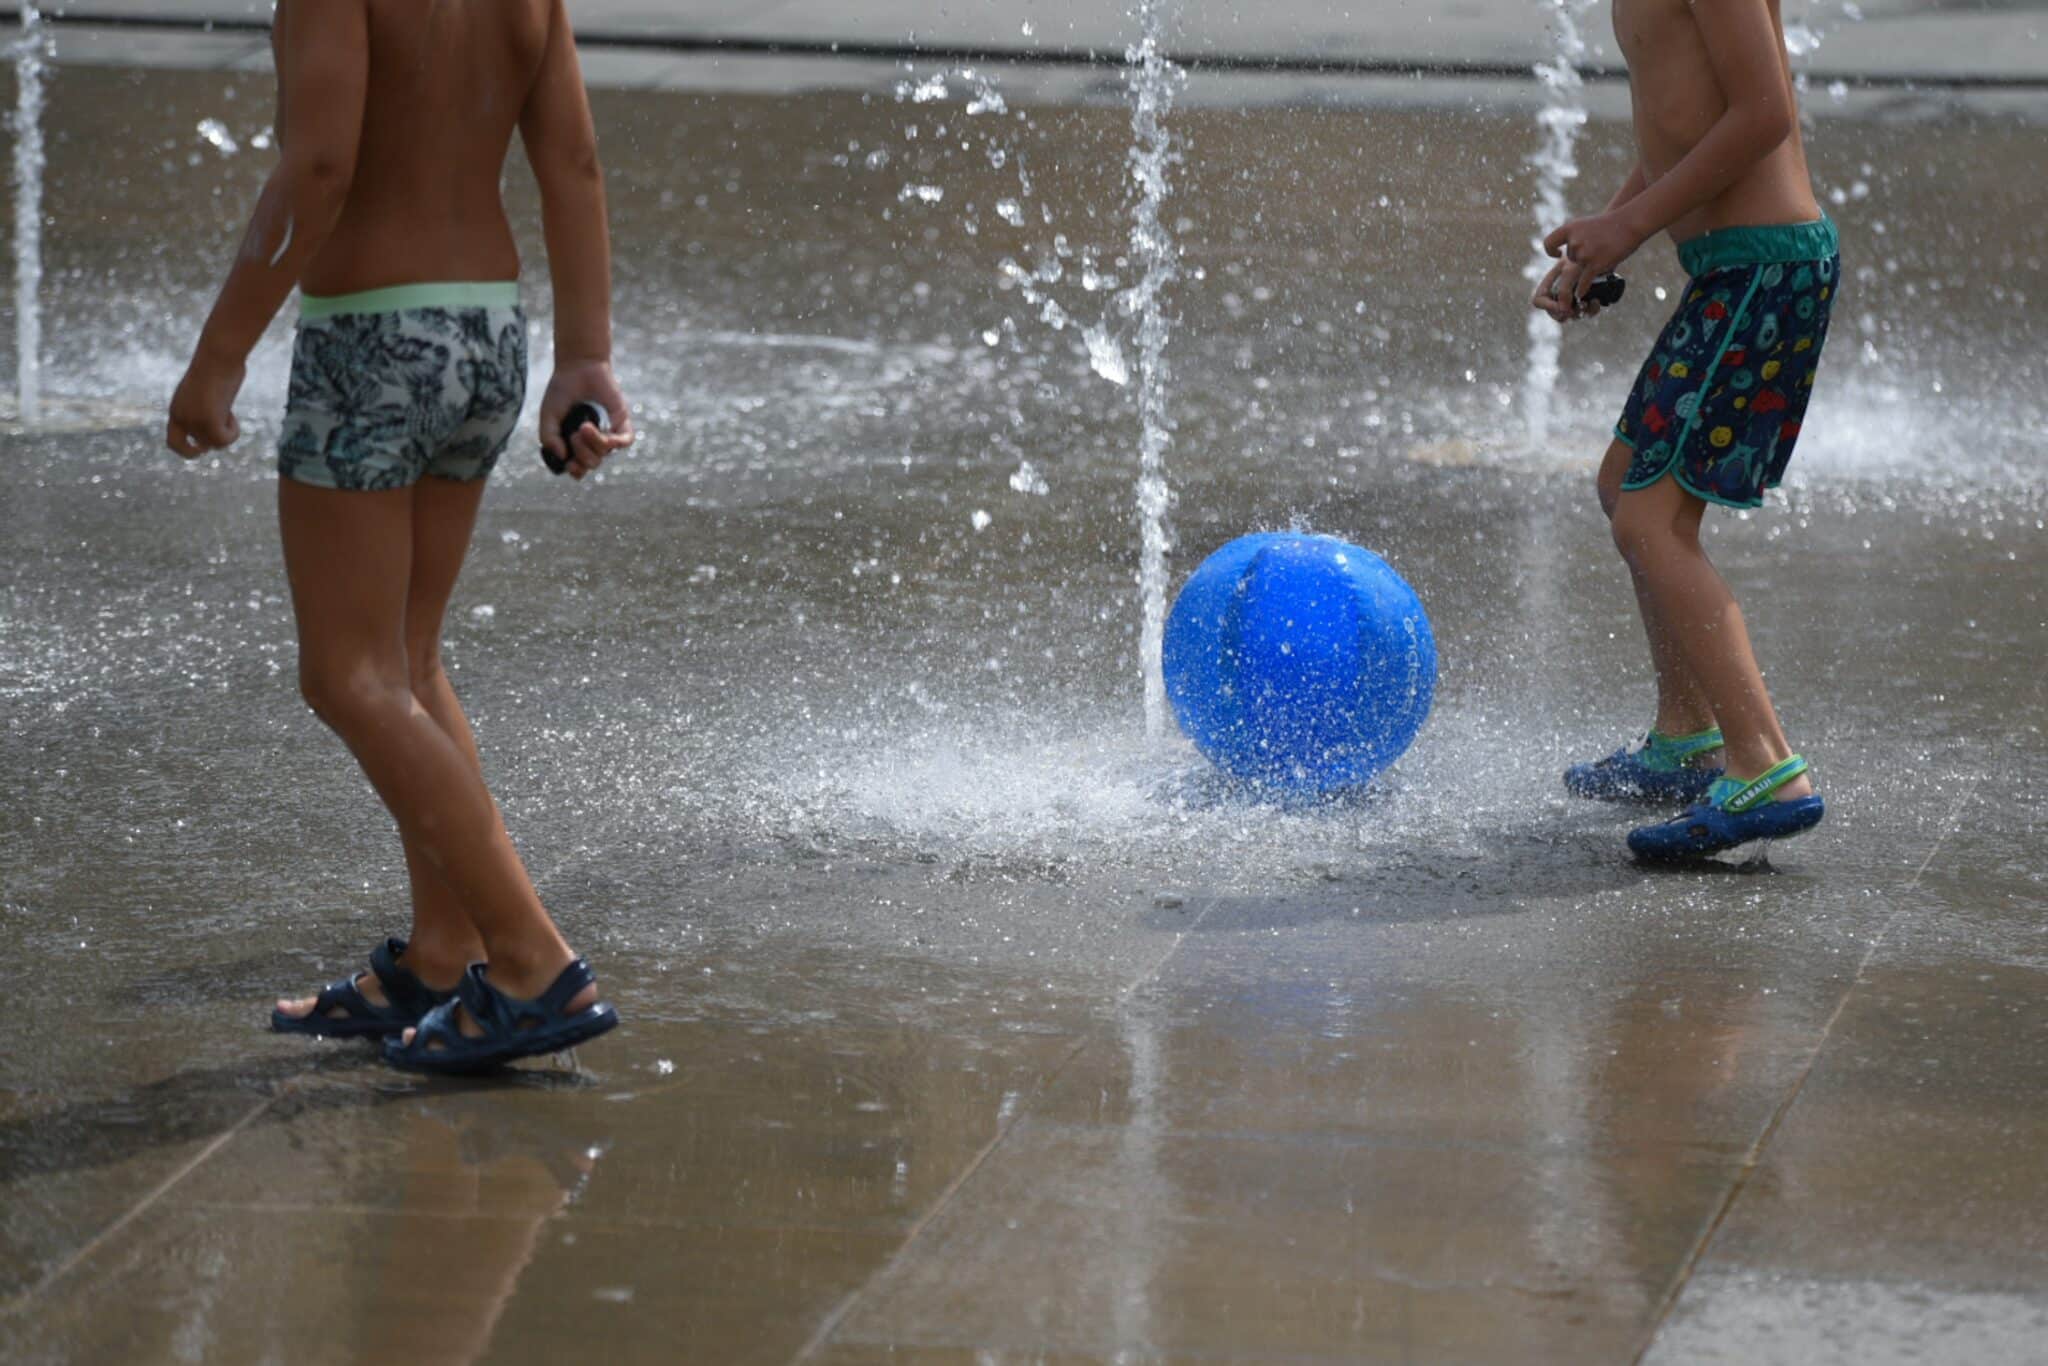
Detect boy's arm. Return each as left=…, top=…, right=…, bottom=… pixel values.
left=1604, top=163, right=1648, bottom=214
left=1543, top=0, right=1797, bottom=299
left=168, top=0, right=368, bottom=456
left=521, top=0, right=634, bottom=478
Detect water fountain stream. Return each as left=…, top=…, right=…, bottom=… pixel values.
left=12, top=0, right=47, bottom=428
left=1521, top=0, right=1595, bottom=449
left=1123, top=0, right=1185, bottom=739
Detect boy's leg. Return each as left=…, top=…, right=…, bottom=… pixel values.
left=274, top=478, right=493, bottom=1019
left=1607, top=474, right=1813, bottom=799
left=393, top=475, right=496, bottom=982
left=1596, top=440, right=1717, bottom=743
left=275, top=480, right=597, bottom=1023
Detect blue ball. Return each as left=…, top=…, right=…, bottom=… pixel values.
left=1163, top=532, right=1437, bottom=794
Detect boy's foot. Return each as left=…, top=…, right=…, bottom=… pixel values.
left=1628, top=755, right=1824, bottom=861
left=1566, top=727, right=1724, bottom=804
left=271, top=937, right=460, bottom=1038
left=385, top=958, right=616, bottom=1074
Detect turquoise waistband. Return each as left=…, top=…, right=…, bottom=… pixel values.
left=1677, top=217, right=1837, bottom=277
left=299, top=281, right=521, bottom=320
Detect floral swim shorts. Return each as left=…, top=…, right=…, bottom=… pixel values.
left=1614, top=217, right=1840, bottom=509
left=278, top=282, right=529, bottom=492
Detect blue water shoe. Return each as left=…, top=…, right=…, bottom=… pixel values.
left=1628, top=755, right=1824, bottom=861
left=1566, top=727, right=1724, bottom=804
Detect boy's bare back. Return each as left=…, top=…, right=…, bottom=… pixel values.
left=1613, top=0, right=1820, bottom=241
left=290, top=0, right=557, bottom=297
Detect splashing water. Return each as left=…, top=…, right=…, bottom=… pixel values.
left=1122, top=0, right=1186, bottom=739
left=1521, top=0, right=1594, bottom=449
left=13, top=1, right=48, bottom=428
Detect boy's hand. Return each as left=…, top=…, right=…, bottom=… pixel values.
left=1542, top=210, right=1646, bottom=307
left=538, top=359, right=636, bottom=481
left=1532, top=259, right=1605, bottom=324
left=166, top=350, right=246, bottom=459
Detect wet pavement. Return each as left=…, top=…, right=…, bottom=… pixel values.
left=4, top=41, right=2048, bottom=1366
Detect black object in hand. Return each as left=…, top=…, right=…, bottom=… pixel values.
left=542, top=402, right=609, bottom=476
left=1583, top=274, right=1626, bottom=308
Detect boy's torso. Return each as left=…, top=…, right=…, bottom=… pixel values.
left=1612, top=0, right=1822, bottom=245
left=294, top=0, right=553, bottom=297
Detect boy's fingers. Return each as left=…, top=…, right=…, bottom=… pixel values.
left=1556, top=259, right=1586, bottom=304
left=1543, top=223, right=1571, bottom=257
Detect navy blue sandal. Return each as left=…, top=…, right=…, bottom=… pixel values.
left=383, top=959, right=618, bottom=1074
left=1628, top=755, right=1824, bottom=861
left=270, top=937, right=456, bottom=1039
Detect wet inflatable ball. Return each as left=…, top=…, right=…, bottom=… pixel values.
left=1163, top=532, right=1436, bottom=794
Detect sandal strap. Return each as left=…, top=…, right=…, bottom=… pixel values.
left=312, top=972, right=376, bottom=1021
left=367, top=937, right=450, bottom=1018
left=1643, top=726, right=1725, bottom=770
left=406, top=996, right=469, bottom=1055
left=453, top=959, right=599, bottom=1040
left=538, top=958, right=598, bottom=1014
left=1710, top=754, right=1809, bottom=813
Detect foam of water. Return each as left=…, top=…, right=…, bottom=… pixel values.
left=14, top=2, right=48, bottom=427
left=1521, top=0, right=1595, bottom=450
left=1123, top=0, right=1187, bottom=740
left=743, top=697, right=1598, bottom=884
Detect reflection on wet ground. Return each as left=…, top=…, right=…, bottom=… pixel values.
left=2, top=59, right=2046, bottom=1364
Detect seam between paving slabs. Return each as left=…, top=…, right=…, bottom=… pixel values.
left=1630, top=787, right=1976, bottom=1365
left=787, top=895, right=1222, bottom=1364
left=0, top=1088, right=284, bottom=1319
left=0, top=850, right=594, bottom=1320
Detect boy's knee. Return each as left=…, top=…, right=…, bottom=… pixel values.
left=1609, top=495, right=1699, bottom=568
left=1608, top=498, right=1660, bottom=566
left=406, top=647, right=447, bottom=702
left=299, top=657, right=407, bottom=733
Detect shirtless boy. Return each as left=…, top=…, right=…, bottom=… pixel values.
left=167, top=0, right=634, bottom=1067
left=1534, top=0, right=1837, bottom=859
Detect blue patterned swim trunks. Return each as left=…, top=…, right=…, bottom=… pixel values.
left=1614, top=217, right=1840, bottom=509
left=279, top=282, right=529, bottom=491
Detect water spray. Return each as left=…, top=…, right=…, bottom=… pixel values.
left=13, top=0, right=48, bottom=427
left=1521, top=0, right=1595, bottom=449
left=1123, top=0, right=1185, bottom=739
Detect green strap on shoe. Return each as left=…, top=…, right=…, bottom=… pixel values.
left=1641, top=726, right=1724, bottom=773
left=1708, top=754, right=1809, bottom=813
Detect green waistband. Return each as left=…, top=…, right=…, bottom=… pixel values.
left=299, top=281, right=521, bottom=320
left=1677, top=216, right=1838, bottom=278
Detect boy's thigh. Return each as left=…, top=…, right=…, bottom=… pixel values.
left=1612, top=467, right=1707, bottom=548
left=1597, top=438, right=1636, bottom=516
left=277, top=481, right=417, bottom=659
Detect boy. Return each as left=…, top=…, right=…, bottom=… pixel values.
left=166, top=0, right=634, bottom=1067
left=1533, top=0, right=1836, bottom=859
